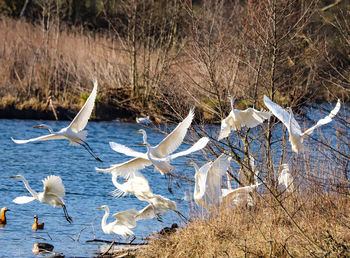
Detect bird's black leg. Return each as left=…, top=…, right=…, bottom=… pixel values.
left=79, top=141, right=103, bottom=162
left=62, top=205, right=73, bottom=224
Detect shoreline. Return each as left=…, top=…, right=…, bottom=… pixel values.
left=0, top=104, right=138, bottom=123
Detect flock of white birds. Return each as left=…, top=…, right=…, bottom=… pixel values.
left=8, top=79, right=341, bottom=239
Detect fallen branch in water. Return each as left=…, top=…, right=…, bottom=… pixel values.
left=86, top=239, right=147, bottom=245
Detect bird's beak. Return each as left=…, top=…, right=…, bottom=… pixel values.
left=33, top=125, right=42, bottom=128
left=133, top=130, right=142, bottom=133
left=9, top=176, right=17, bottom=178
left=184, top=163, right=193, bottom=166
left=7, top=209, right=10, bottom=211
left=137, top=143, right=146, bottom=146
left=95, top=206, right=104, bottom=210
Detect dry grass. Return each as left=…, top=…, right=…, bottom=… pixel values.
left=138, top=193, right=350, bottom=257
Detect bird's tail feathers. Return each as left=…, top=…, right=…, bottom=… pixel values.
left=110, top=188, right=127, bottom=198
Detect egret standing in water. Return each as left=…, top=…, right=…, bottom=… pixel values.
left=263, top=95, right=341, bottom=153
left=11, top=79, right=102, bottom=162
left=10, top=175, right=73, bottom=223
left=218, top=95, right=271, bottom=140
left=95, top=205, right=138, bottom=239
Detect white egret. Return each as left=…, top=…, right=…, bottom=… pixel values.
left=136, top=116, right=151, bottom=124
left=278, top=163, right=294, bottom=193
left=190, top=154, right=231, bottom=210
left=136, top=108, right=195, bottom=158
left=108, top=170, right=155, bottom=203
left=263, top=95, right=341, bottom=153
left=0, top=207, right=10, bottom=226
left=107, top=135, right=209, bottom=175
left=218, top=95, right=271, bottom=140
left=11, top=79, right=101, bottom=162
left=95, top=205, right=138, bottom=239
left=98, top=136, right=209, bottom=176
left=10, top=174, right=73, bottom=223
left=135, top=194, right=187, bottom=222
left=221, top=183, right=262, bottom=207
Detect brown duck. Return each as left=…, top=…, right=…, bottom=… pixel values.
left=0, top=207, right=10, bottom=226
left=32, top=215, right=44, bottom=231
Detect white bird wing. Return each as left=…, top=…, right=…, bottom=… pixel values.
left=196, top=162, right=212, bottom=198
left=263, top=95, right=301, bottom=135
left=42, top=175, right=65, bottom=198
left=112, top=208, right=138, bottom=228
left=302, top=99, right=341, bottom=137
left=154, top=107, right=195, bottom=157
left=69, top=79, right=98, bottom=133
left=169, top=137, right=209, bottom=160
left=12, top=196, right=36, bottom=204
left=206, top=154, right=230, bottom=203
left=236, top=108, right=271, bottom=128
left=135, top=204, right=157, bottom=221
left=95, top=157, right=152, bottom=179
left=109, top=142, right=147, bottom=159
left=218, top=114, right=234, bottom=140
left=222, top=183, right=261, bottom=199
left=11, top=134, right=67, bottom=144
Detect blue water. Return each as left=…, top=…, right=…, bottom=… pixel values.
left=0, top=119, right=199, bottom=257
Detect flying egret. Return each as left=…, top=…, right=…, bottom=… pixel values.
left=32, top=215, right=44, bottom=231
left=0, top=207, right=10, bottom=226
left=218, top=95, right=271, bottom=140
left=190, top=154, right=231, bottom=210
left=135, top=194, right=187, bottom=222
left=95, top=205, right=138, bottom=239
left=10, top=174, right=73, bottom=223
left=106, top=135, right=209, bottom=175
left=278, top=163, right=294, bottom=193
left=11, top=79, right=102, bottom=162
left=263, top=95, right=341, bottom=153
left=136, top=108, right=195, bottom=158
left=136, top=116, right=152, bottom=124
left=221, top=183, right=262, bottom=207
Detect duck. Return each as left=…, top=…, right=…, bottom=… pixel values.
left=32, top=215, right=44, bottom=231
left=0, top=207, right=10, bottom=226
left=159, top=223, right=178, bottom=236
left=32, top=243, right=54, bottom=255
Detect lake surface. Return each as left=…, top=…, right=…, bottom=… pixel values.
left=0, top=119, right=200, bottom=257
left=0, top=102, right=348, bottom=257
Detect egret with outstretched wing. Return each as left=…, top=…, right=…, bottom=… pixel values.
left=218, top=95, right=271, bottom=140
left=11, top=79, right=101, bottom=161
left=95, top=205, right=138, bottom=239
left=10, top=174, right=72, bottom=223
left=264, top=95, right=341, bottom=153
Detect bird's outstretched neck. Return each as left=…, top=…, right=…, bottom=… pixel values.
left=33, top=124, right=55, bottom=134
left=11, top=175, right=38, bottom=198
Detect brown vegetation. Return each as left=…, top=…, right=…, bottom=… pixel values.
left=139, top=193, right=349, bottom=257
left=0, top=0, right=349, bottom=121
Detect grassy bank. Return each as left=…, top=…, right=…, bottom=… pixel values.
left=138, top=193, right=349, bottom=257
